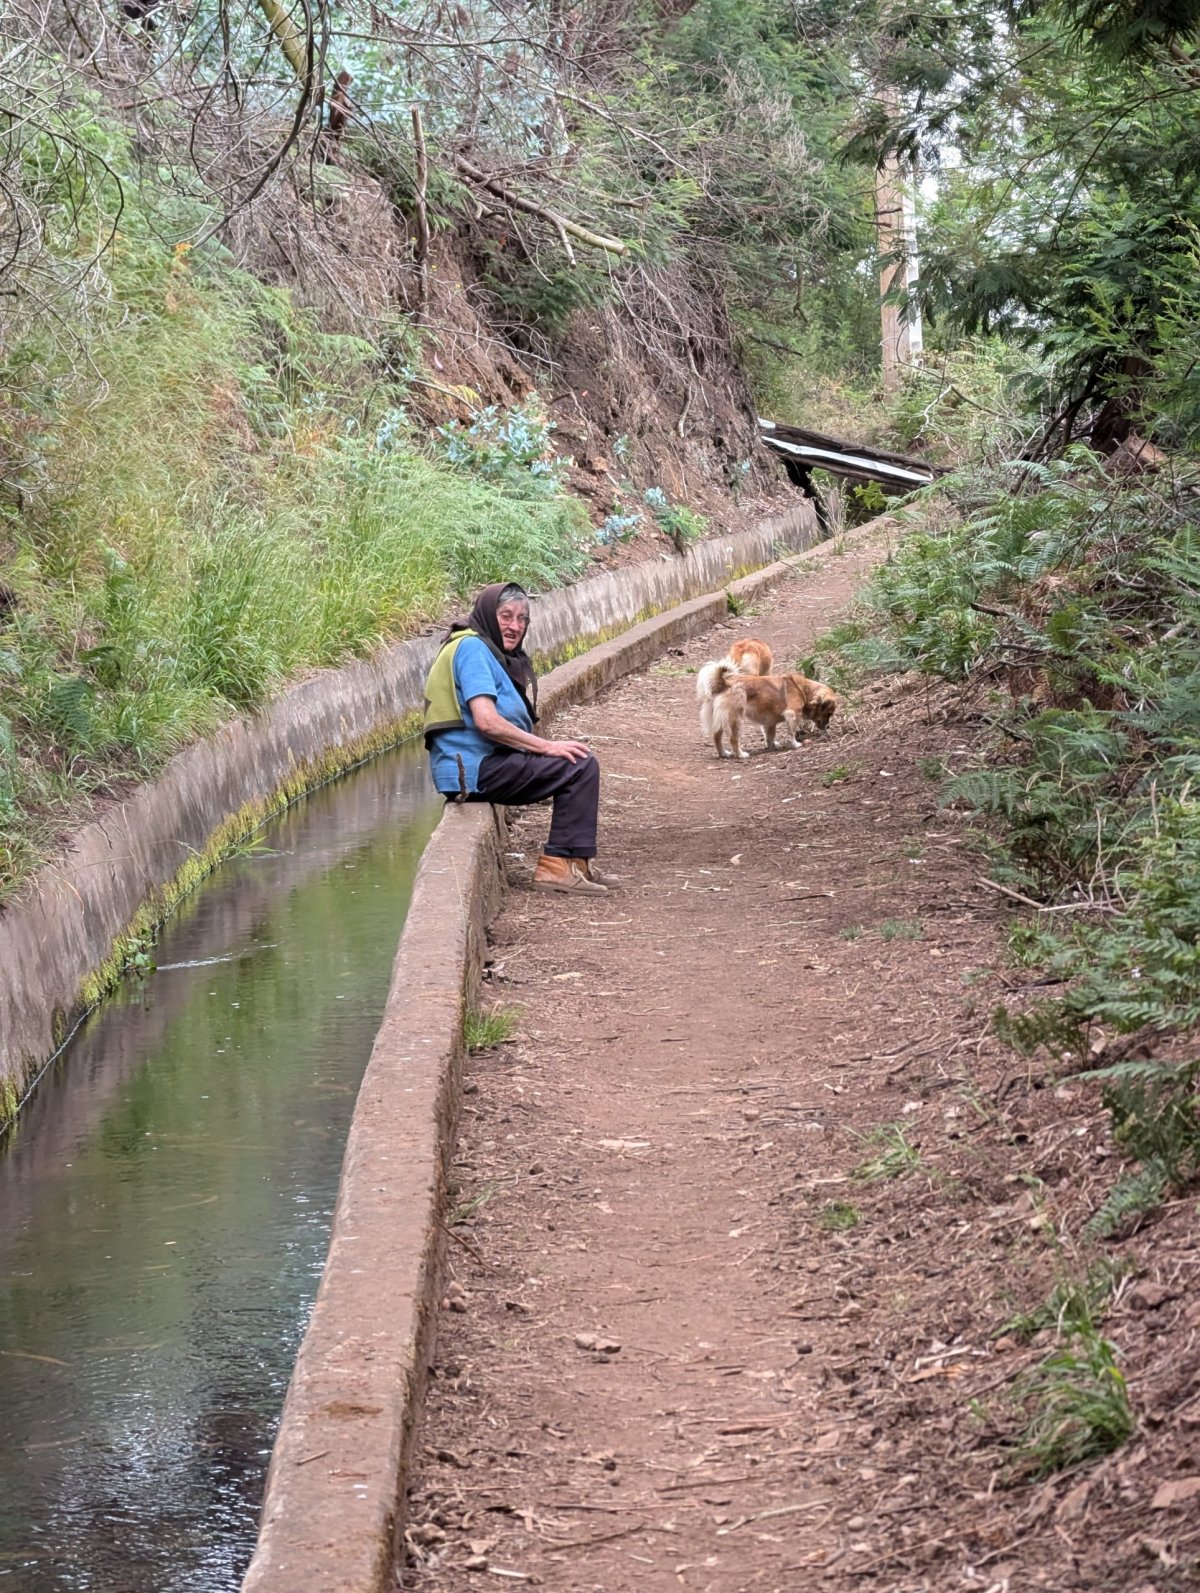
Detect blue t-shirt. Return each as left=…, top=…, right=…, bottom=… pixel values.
left=428, top=634, right=534, bottom=795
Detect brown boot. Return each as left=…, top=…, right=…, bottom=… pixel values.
left=532, top=855, right=608, bottom=894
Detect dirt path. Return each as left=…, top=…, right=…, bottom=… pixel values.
left=406, top=525, right=1200, bottom=1592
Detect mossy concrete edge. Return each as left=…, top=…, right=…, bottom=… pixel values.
left=239, top=540, right=831, bottom=1593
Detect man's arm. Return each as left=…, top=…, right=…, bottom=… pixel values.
left=466, top=695, right=591, bottom=763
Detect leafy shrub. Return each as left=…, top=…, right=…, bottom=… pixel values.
left=596, top=505, right=642, bottom=546
left=1082, top=1060, right=1200, bottom=1236
left=433, top=395, right=569, bottom=499
left=643, top=486, right=707, bottom=546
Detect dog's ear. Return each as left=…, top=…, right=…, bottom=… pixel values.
left=811, top=690, right=836, bottom=728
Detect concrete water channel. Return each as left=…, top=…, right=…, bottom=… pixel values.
left=0, top=744, right=439, bottom=1592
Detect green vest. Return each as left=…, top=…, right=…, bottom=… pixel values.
left=422, top=630, right=475, bottom=746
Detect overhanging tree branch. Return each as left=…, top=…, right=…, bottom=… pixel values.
left=252, top=0, right=313, bottom=87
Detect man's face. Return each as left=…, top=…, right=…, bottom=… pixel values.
left=496, top=600, right=529, bottom=653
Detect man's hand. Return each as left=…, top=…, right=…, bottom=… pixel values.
left=539, top=738, right=591, bottom=763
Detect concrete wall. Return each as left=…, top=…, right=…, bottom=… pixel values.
left=241, top=547, right=822, bottom=1593
left=0, top=503, right=818, bottom=1128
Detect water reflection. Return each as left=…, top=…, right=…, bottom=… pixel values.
left=0, top=746, right=439, bottom=1591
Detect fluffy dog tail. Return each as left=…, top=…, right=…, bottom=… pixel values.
left=696, top=660, right=736, bottom=701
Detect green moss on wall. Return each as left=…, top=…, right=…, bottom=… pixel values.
left=0, top=1076, right=19, bottom=1132
left=1, top=709, right=422, bottom=1135
left=531, top=601, right=668, bottom=675
left=75, top=710, right=421, bottom=1013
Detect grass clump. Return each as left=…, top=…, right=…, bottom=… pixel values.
left=1011, top=1332, right=1134, bottom=1478
left=879, top=917, right=924, bottom=942
left=852, top=1121, right=925, bottom=1181
left=1001, top=1259, right=1135, bottom=1478
left=817, top=1200, right=860, bottom=1230
left=1001, top=1260, right=1128, bottom=1343
left=448, top=1180, right=501, bottom=1226
left=822, top=762, right=859, bottom=786
left=464, top=1006, right=519, bottom=1052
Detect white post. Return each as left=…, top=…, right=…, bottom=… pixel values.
left=902, top=185, right=923, bottom=364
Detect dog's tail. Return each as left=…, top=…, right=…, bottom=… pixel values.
left=696, top=660, right=737, bottom=701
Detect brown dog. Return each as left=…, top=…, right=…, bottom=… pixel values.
left=727, top=637, right=773, bottom=676
left=696, top=660, right=836, bottom=759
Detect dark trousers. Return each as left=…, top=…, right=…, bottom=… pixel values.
left=470, top=749, right=600, bottom=859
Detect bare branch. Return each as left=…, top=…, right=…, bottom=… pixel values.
left=453, top=153, right=627, bottom=256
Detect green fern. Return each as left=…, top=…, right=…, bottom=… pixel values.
left=992, top=1000, right=1087, bottom=1058
left=1100, top=1061, right=1200, bottom=1183
left=45, top=675, right=96, bottom=750
left=1085, top=1165, right=1169, bottom=1240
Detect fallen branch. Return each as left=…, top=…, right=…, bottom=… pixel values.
left=977, top=875, right=1046, bottom=911
left=453, top=155, right=627, bottom=257
left=546, top=1521, right=672, bottom=1553
left=717, top=1498, right=828, bottom=1534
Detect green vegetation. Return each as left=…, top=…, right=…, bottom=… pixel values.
left=999, top=1264, right=1135, bottom=1477
left=852, top=1121, right=925, bottom=1181
left=464, top=1006, right=519, bottom=1052
left=879, top=917, right=923, bottom=943
left=1012, top=1331, right=1135, bottom=1478
left=817, top=1200, right=860, bottom=1231
left=448, top=1180, right=502, bottom=1227
left=815, top=440, right=1200, bottom=1229
left=643, top=489, right=708, bottom=548
left=1001, top=1261, right=1128, bottom=1344
left=821, top=762, right=859, bottom=786
left=0, top=100, right=588, bottom=900
left=1085, top=1060, right=1200, bottom=1237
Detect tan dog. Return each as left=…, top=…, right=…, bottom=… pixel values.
left=727, top=637, right=773, bottom=676
left=696, top=661, right=837, bottom=760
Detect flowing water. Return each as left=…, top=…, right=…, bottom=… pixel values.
left=0, top=745, right=441, bottom=1592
